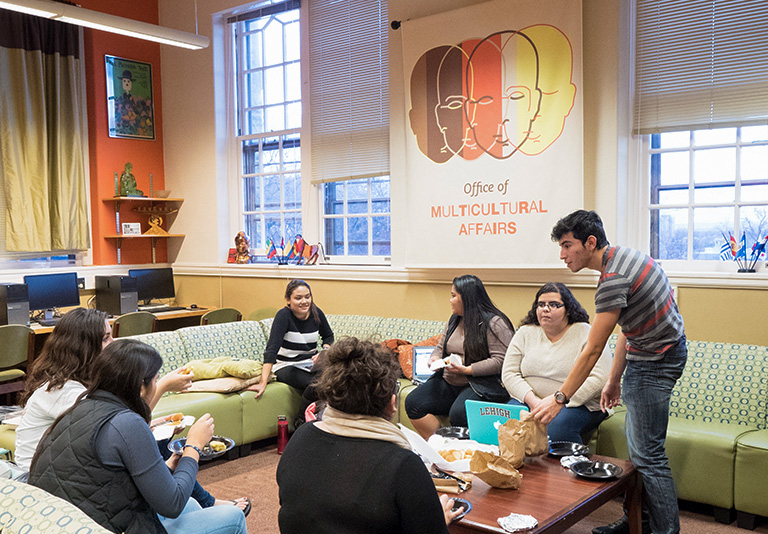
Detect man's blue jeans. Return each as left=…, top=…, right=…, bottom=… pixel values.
left=622, top=336, right=687, bottom=534
left=507, top=398, right=607, bottom=444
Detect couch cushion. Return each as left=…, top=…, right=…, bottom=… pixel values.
left=131, top=330, right=188, bottom=377
left=177, top=321, right=267, bottom=364
left=377, top=317, right=446, bottom=344
left=671, top=341, right=768, bottom=428
left=0, top=477, right=111, bottom=533
left=325, top=314, right=384, bottom=341
left=153, top=392, right=244, bottom=445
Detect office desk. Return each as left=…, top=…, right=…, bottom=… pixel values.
left=30, top=307, right=209, bottom=353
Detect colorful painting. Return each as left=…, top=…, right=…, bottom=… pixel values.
left=105, top=55, right=155, bottom=140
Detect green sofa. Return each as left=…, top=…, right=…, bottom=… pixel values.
left=594, top=335, right=768, bottom=528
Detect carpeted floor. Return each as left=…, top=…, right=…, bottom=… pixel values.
left=198, top=441, right=768, bottom=534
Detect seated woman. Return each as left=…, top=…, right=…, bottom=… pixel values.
left=249, top=279, right=334, bottom=419
left=29, top=339, right=247, bottom=534
left=276, top=337, right=461, bottom=533
left=405, top=274, right=515, bottom=439
left=502, top=282, right=610, bottom=443
left=15, top=308, right=249, bottom=513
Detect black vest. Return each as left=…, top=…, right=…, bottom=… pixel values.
left=29, top=391, right=166, bottom=534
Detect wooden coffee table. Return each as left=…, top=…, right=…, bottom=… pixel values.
left=448, top=454, right=641, bottom=534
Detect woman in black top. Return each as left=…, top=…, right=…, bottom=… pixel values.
left=249, top=280, right=334, bottom=417
left=277, top=337, right=461, bottom=533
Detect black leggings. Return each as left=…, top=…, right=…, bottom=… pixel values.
left=275, top=366, right=319, bottom=403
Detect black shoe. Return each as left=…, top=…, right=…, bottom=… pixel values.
left=592, top=516, right=651, bottom=534
left=592, top=517, right=629, bottom=534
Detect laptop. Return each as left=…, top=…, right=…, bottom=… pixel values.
left=465, top=399, right=529, bottom=446
left=412, top=346, right=437, bottom=385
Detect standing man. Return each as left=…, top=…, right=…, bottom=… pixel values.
left=532, top=210, right=686, bottom=534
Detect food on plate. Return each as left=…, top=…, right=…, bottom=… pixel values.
left=170, top=413, right=184, bottom=425
left=438, top=449, right=474, bottom=462
left=208, top=439, right=227, bottom=452
left=178, top=366, right=192, bottom=375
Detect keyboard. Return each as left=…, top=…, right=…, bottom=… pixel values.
left=37, top=318, right=61, bottom=327
left=137, top=305, right=188, bottom=313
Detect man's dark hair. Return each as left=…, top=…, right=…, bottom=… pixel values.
left=551, top=210, right=609, bottom=248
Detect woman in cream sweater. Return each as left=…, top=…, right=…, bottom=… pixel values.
left=502, top=282, right=610, bottom=443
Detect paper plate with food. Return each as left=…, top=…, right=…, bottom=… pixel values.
left=168, top=436, right=235, bottom=461
left=400, top=424, right=498, bottom=472
left=151, top=413, right=195, bottom=441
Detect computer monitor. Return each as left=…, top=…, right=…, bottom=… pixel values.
left=23, top=272, right=81, bottom=313
left=128, top=267, right=175, bottom=305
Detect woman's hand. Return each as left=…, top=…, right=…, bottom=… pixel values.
left=440, top=494, right=462, bottom=525
left=186, top=413, right=215, bottom=450
left=165, top=452, right=181, bottom=471
left=445, top=360, right=472, bottom=376
left=157, top=368, right=193, bottom=394
left=530, top=394, right=563, bottom=424
left=246, top=381, right=267, bottom=398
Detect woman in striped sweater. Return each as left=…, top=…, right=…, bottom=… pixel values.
left=248, top=280, right=334, bottom=418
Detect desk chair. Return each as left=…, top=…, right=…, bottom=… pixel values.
left=113, top=311, right=157, bottom=338
left=201, top=307, right=242, bottom=325
left=0, top=325, right=35, bottom=402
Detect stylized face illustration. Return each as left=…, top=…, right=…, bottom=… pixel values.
left=518, top=25, right=576, bottom=156
left=466, top=31, right=542, bottom=159
left=434, top=44, right=481, bottom=160
left=122, top=77, right=132, bottom=93
left=409, top=46, right=455, bottom=164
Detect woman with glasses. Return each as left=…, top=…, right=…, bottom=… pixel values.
left=502, top=282, right=610, bottom=443
left=277, top=337, right=461, bottom=533
left=405, top=274, right=515, bottom=439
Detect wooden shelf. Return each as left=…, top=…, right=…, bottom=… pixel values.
left=104, top=196, right=185, bottom=264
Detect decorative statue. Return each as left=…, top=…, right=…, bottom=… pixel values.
left=119, top=162, right=144, bottom=196
left=234, top=231, right=251, bottom=264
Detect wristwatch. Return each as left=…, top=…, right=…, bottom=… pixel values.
left=554, top=391, right=570, bottom=405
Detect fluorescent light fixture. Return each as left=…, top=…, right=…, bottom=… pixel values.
left=0, top=0, right=209, bottom=50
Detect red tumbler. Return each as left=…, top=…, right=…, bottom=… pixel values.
left=277, top=415, right=289, bottom=454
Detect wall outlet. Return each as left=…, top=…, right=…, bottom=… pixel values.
left=77, top=277, right=85, bottom=290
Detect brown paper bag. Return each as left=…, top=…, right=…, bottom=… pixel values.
left=496, top=421, right=527, bottom=468
left=469, top=451, right=522, bottom=489
left=519, top=411, right=548, bottom=456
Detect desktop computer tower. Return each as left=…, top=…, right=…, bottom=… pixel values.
left=0, top=283, right=30, bottom=325
left=95, top=275, right=138, bottom=316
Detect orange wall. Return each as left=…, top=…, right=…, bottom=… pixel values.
left=81, top=0, right=167, bottom=265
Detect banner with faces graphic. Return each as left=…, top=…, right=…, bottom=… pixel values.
left=402, top=0, right=583, bottom=267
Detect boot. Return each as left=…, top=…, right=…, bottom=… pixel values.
left=592, top=515, right=651, bottom=534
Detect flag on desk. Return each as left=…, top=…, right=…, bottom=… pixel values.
left=736, top=232, right=747, bottom=260
left=266, top=238, right=277, bottom=259
left=719, top=241, right=732, bottom=261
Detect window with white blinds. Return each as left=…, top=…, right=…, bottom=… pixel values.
left=308, top=0, right=389, bottom=184
left=634, top=0, right=768, bottom=134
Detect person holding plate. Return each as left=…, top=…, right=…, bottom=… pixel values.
left=405, top=274, right=515, bottom=439
left=29, top=339, right=247, bottom=534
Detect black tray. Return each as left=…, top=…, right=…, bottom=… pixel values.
left=435, top=426, right=470, bottom=440
left=451, top=497, right=472, bottom=522
left=548, top=441, right=590, bottom=457
left=168, top=436, right=235, bottom=461
left=570, top=460, right=623, bottom=480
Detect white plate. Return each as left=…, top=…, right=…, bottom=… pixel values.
left=152, top=415, right=195, bottom=441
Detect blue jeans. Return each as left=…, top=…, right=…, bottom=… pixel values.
left=506, top=398, right=607, bottom=444
left=159, top=497, right=247, bottom=534
left=623, top=336, right=687, bottom=534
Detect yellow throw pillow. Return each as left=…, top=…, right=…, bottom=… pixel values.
left=188, top=357, right=262, bottom=380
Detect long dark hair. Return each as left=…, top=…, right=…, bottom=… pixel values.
left=519, top=282, right=590, bottom=327
left=445, top=275, right=514, bottom=362
left=315, top=337, right=400, bottom=417
left=85, top=339, right=163, bottom=423
left=21, top=308, right=108, bottom=407
left=284, top=278, right=320, bottom=323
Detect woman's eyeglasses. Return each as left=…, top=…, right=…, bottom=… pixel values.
left=537, top=301, right=564, bottom=310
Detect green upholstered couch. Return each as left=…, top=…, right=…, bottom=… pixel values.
left=594, top=335, right=768, bottom=528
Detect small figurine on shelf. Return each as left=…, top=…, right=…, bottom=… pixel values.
left=234, top=231, right=252, bottom=263
left=119, top=162, right=144, bottom=197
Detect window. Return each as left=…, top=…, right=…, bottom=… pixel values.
left=229, top=0, right=390, bottom=259
left=649, top=126, right=768, bottom=261
left=634, top=0, right=768, bottom=266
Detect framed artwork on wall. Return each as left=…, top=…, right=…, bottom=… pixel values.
left=105, top=55, right=155, bottom=140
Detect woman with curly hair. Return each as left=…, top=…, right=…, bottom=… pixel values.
left=502, top=282, right=610, bottom=443
left=276, top=337, right=461, bottom=533
left=404, top=274, right=515, bottom=439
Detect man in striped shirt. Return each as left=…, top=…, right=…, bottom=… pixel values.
left=532, top=210, right=686, bottom=534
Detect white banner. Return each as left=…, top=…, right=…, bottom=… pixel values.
left=402, top=0, right=583, bottom=267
